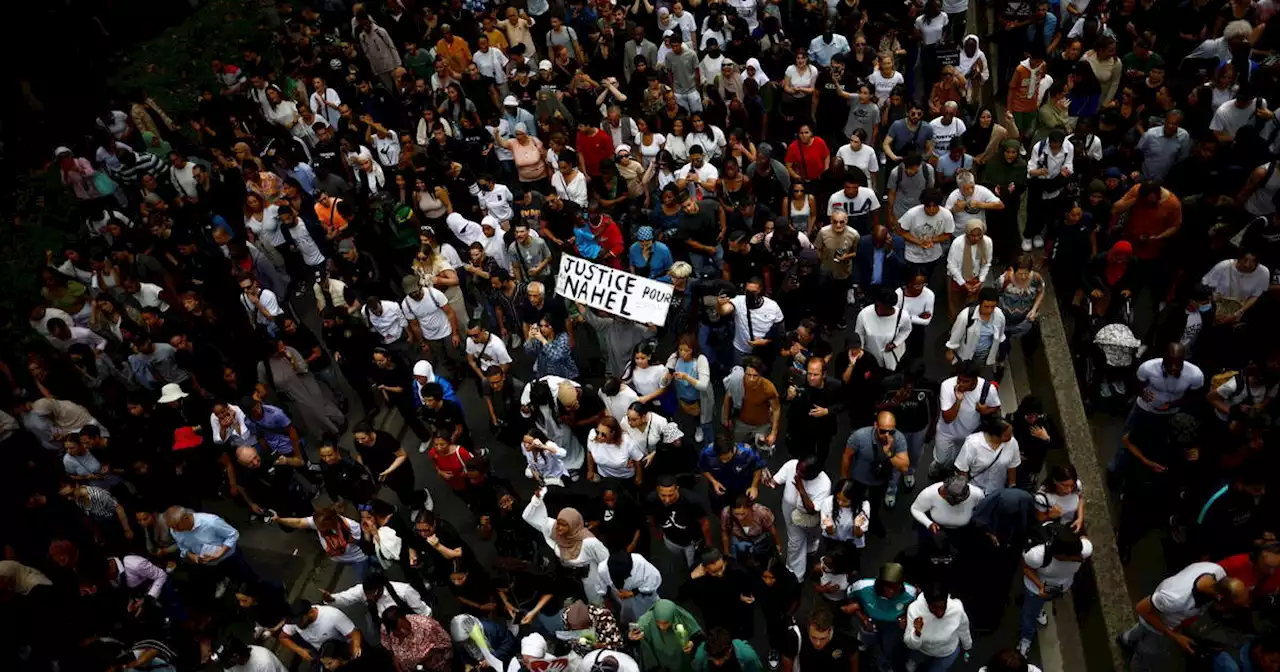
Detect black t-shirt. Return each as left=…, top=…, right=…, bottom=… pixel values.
left=590, top=496, right=647, bottom=551
left=542, top=200, right=582, bottom=245
left=516, top=193, right=546, bottom=232
left=518, top=295, right=569, bottom=328
left=645, top=488, right=708, bottom=546
left=815, top=69, right=851, bottom=125
left=784, top=631, right=859, bottom=669
left=724, top=243, right=770, bottom=283
left=368, top=364, right=415, bottom=404
left=677, top=201, right=721, bottom=251
left=356, top=430, right=405, bottom=474
left=420, top=398, right=473, bottom=447
left=283, top=322, right=332, bottom=371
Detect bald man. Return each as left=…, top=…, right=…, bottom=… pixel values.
left=1115, top=342, right=1204, bottom=476
left=842, top=411, right=911, bottom=531
left=232, top=445, right=313, bottom=519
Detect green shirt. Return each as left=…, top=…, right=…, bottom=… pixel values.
left=1121, top=51, right=1165, bottom=75
left=848, top=578, right=919, bottom=622
left=405, top=48, right=434, bottom=80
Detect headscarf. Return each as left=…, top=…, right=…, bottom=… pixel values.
left=564, top=601, right=593, bottom=630
left=1105, top=240, right=1132, bottom=286
left=636, top=226, right=655, bottom=242
left=521, top=632, right=549, bottom=658
left=412, top=360, right=439, bottom=382
left=717, top=61, right=744, bottom=102
left=552, top=507, right=593, bottom=560
left=536, top=89, right=575, bottom=128
left=964, top=108, right=996, bottom=155
left=637, top=599, right=702, bottom=671
left=607, top=552, right=635, bottom=589
left=742, top=58, right=769, bottom=87
left=958, top=35, right=989, bottom=83
left=960, top=219, right=988, bottom=280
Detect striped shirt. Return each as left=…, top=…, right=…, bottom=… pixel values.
left=73, top=485, right=119, bottom=519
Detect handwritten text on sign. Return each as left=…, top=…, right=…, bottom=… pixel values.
left=555, top=255, right=674, bottom=326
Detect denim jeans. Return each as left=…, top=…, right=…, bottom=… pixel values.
left=887, top=428, right=929, bottom=497
left=674, top=89, right=703, bottom=113
left=859, top=623, right=906, bottom=672
left=1019, top=586, right=1053, bottom=641
left=690, top=246, right=723, bottom=279
left=905, top=646, right=960, bottom=672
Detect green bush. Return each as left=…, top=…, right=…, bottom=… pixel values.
left=105, top=0, right=270, bottom=119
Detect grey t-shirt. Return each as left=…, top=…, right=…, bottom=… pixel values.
left=844, top=101, right=882, bottom=139
left=666, top=49, right=700, bottom=93
left=547, top=26, right=579, bottom=51
left=846, top=426, right=907, bottom=486
left=508, top=236, right=553, bottom=279
left=887, top=164, right=935, bottom=216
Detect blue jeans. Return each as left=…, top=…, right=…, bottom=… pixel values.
left=689, top=246, right=723, bottom=279
left=859, top=622, right=906, bottom=672
left=1020, top=586, right=1050, bottom=641
left=906, top=646, right=960, bottom=672
left=887, top=428, right=929, bottom=497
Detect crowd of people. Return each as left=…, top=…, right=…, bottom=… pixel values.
left=6, top=0, right=1280, bottom=669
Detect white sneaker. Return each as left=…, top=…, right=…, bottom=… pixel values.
left=1021, top=238, right=1034, bottom=252
left=1113, top=380, right=1127, bottom=395
left=1098, top=381, right=1113, bottom=398
left=904, top=470, right=916, bottom=489
left=1037, top=608, right=1049, bottom=627
left=418, top=441, right=430, bottom=454
left=1033, top=235, right=1045, bottom=249
left=1017, top=638, right=1032, bottom=657
left=695, top=427, right=704, bottom=443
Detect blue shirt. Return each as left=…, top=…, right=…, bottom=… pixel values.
left=289, top=163, right=317, bottom=196
left=872, top=248, right=885, bottom=285
left=629, top=241, right=674, bottom=281
left=696, top=445, right=765, bottom=494
left=1214, top=642, right=1254, bottom=672
left=244, top=404, right=295, bottom=456
left=172, top=513, right=240, bottom=563
left=845, top=426, right=907, bottom=486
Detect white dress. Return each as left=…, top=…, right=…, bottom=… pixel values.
left=523, top=489, right=610, bottom=604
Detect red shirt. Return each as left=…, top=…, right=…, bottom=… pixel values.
left=1219, top=553, right=1280, bottom=595
left=591, top=217, right=624, bottom=268
left=785, top=137, right=831, bottom=182
left=575, top=129, right=615, bottom=178
left=428, top=445, right=473, bottom=491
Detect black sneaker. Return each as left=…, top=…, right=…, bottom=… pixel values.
left=767, top=650, right=781, bottom=670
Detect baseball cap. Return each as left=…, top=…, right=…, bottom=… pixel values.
left=503, top=95, right=519, bottom=106
left=539, top=59, right=553, bottom=71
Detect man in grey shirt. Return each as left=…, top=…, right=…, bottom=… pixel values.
left=887, top=153, right=936, bottom=218
left=546, top=16, right=583, bottom=61
left=507, top=222, right=553, bottom=282
left=840, top=411, right=910, bottom=525
left=1136, top=111, right=1192, bottom=181
left=624, top=26, right=659, bottom=83
left=664, top=31, right=701, bottom=113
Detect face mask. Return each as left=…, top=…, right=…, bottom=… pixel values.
left=1198, top=302, right=1213, bottom=313
left=745, top=291, right=764, bottom=309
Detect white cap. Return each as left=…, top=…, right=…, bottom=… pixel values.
left=539, top=59, right=553, bottom=70
left=503, top=94, right=519, bottom=106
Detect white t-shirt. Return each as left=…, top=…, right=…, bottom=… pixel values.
left=1210, top=99, right=1268, bottom=139
left=627, top=364, right=670, bottom=398
left=898, top=205, right=956, bottom=263
left=935, top=376, right=1001, bottom=442
left=944, top=185, right=1001, bottom=233
left=785, top=64, right=818, bottom=89
left=1148, top=562, right=1226, bottom=629
left=827, top=187, right=881, bottom=220
left=730, top=295, right=785, bottom=353
left=587, top=430, right=646, bottom=478
left=281, top=605, right=356, bottom=649
left=955, top=433, right=1022, bottom=494
left=304, top=516, right=366, bottom=564
left=836, top=144, right=879, bottom=178
left=1201, top=259, right=1271, bottom=302
left=466, top=334, right=513, bottom=372
left=225, top=645, right=288, bottom=672
left=401, top=290, right=453, bottom=340
left=915, top=13, right=950, bottom=45
left=1213, top=376, right=1279, bottom=421
left=600, top=386, right=640, bottom=422
left=1035, top=482, right=1083, bottom=525
left=770, top=458, right=833, bottom=515
left=1134, top=358, right=1205, bottom=414
left=928, top=116, right=967, bottom=157
left=911, top=482, right=986, bottom=528
left=1023, top=538, right=1093, bottom=592
left=868, top=71, right=905, bottom=108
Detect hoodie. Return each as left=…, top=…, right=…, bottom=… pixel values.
left=978, top=140, right=1029, bottom=193
left=903, top=595, right=973, bottom=658
left=1007, top=59, right=1047, bottom=113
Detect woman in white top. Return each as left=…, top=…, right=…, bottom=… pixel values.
left=636, top=119, right=666, bottom=168
left=955, top=415, right=1021, bottom=495
left=664, top=118, right=689, bottom=164
left=244, top=193, right=285, bottom=247
left=854, top=287, right=915, bottom=371
left=820, top=479, right=871, bottom=549
left=623, top=341, right=670, bottom=408
left=552, top=151, right=590, bottom=207
left=685, top=113, right=727, bottom=162
left=599, top=378, right=641, bottom=421
left=309, top=77, right=343, bottom=127
left=521, top=428, right=570, bottom=486
left=897, top=269, right=936, bottom=360
left=836, top=130, right=878, bottom=185
left=1035, top=463, right=1084, bottom=532
left=586, top=416, right=646, bottom=483
left=624, top=403, right=685, bottom=472
left=263, top=87, right=307, bottom=142
left=868, top=54, right=904, bottom=109
left=783, top=182, right=816, bottom=232
left=783, top=50, right=819, bottom=109
left=903, top=587, right=973, bottom=668
left=946, top=218, right=994, bottom=319
left=524, top=488, right=610, bottom=603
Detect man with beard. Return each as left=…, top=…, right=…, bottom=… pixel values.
left=680, top=549, right=756, bottom=641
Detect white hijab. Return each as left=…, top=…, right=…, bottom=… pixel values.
left=742, top=58, right=770, bottom=86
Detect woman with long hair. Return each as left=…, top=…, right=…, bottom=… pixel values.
left=586, top=416, right=645, bottom=487
left=527, top=317, right=579, bottom=379
left=665, top=333, right=714, bottom=443
left=622, top=340, right=670, bottom=412
left=820, top=479, right=871, bottom=560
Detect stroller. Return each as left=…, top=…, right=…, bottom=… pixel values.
left=1077, top=295, right=1141, bottom=410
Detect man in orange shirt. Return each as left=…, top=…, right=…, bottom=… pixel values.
left=1113, top=180, right=1181, bottom=302
left=435, top=25, right=472, bottom=75
left=314, top=192, right=350, bottom=240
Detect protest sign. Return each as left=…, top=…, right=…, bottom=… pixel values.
left=555, top=255, right=674, bottom=326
